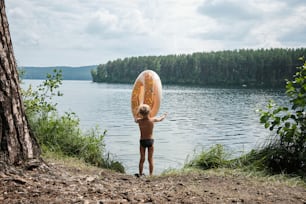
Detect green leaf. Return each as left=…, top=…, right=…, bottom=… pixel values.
left=285, top=122, right=291, bottom=128
left=282, top=115, right=290, bottom=121
left=260, top=115, right=269, bottom=123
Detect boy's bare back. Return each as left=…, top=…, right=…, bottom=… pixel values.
left=135, top=104, right=167, bottom=139
left=136, top=117, right=154, bottom=140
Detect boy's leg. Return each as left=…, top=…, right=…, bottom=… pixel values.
left=148, top=145, right=154, bottom=176
left=139, top=146, right=146, bottom=175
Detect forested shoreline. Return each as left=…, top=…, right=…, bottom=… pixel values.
left=19, top=65, right=96, bottom=80
left=91, top=48, right=306, bottom=88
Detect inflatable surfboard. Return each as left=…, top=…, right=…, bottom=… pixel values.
left=131, top=70, right=162, bottom=119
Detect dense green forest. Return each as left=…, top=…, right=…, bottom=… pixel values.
left=92, top=48, right=306, bottom=88
left=19, top=65, right=97, bottom=80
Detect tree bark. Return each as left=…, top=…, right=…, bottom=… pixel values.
left=0, top=0, right=41, bottom=166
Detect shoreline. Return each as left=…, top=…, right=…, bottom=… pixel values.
left=1, top=157, right=305, bottom=203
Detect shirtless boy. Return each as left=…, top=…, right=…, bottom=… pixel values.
left=135, top=104, right=167, bottom=176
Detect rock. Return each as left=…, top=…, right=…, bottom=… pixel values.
left=86, top=176, right=97, bottom=183
left=25, top=159, right=42, bottom=170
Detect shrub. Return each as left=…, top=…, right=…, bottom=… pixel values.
left=185, top=59, right=305, bottom=177
left=259, top=58, right=306, bottom=174
left=22, top=69, right=125, bottom=173
left=30, top=111, right=124, bottom=172
left=22, top=69, right=63, bottom=117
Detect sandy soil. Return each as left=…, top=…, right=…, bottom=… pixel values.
left=1, top=160, right=306, bottom=204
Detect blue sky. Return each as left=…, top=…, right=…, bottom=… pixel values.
left=6, top=0, right=306, bottom=67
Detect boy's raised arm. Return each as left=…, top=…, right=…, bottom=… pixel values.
left=153, top=112, right=168, bottom=122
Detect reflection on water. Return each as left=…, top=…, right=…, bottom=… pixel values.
left=23, top=80, right=287, bottom=174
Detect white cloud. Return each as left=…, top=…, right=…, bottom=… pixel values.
left=5, top=0, right=306, bottom=66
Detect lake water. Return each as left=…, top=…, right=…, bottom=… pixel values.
left=22, top=80, right=287, bottom=175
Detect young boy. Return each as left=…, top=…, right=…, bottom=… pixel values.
left=135, top=104, right=167, bottom=176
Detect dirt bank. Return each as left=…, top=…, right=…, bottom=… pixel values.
left=1, top=160, right=305, bottom=203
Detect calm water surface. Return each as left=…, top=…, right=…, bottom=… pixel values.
left=23, top=80, right=287, bottom=174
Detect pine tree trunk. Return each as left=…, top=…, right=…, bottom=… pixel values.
left=0, top=0, right=41, bottom=166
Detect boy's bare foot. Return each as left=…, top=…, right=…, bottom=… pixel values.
left=134, top=173, right=145, bottom=178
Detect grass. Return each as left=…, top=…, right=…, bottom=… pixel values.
left=204, top=168, right=306, bottom=188
left=29, top=112, right=125, bottom=173
left=41, top=150, right=118, bottom=174
left=162, top=166, right=306, bottom=188
left=171, top=144, right=306, bottom=188
left=42, top=141, right=306, bottom=189
left=42, top=150, right=97, bottom=170
left=184, top=144, right=232, bottom=170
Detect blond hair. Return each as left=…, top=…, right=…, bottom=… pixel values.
left=138, top=104, right=151, bottom=116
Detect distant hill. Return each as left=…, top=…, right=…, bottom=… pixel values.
left=19, top=65, right=97, bottom=80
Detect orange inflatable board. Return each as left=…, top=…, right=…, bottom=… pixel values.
left=131, top=70, right=162, bottom=119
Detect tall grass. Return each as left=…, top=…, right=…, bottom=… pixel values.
left=28, top=111, right=124, bottom=173
left=185, top=143, right=305, bottom=181
left=185, top=144, right=230, bottom=169
left=22, top=70, right=125, bottom=173
left=186, top=59, right=305, bottom=180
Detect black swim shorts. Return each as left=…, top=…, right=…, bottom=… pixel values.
left=140, top=139, right=154, bottom=148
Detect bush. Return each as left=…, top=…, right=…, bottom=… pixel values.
left=22, top=69, right=63, bottom=117
left=259, top=58, right=306, bottom=174
left=185, top=59, right=305, bottom=177
left=30, top=111, right=124, bottom=172
left=22, top=69, right=125, bottom=173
